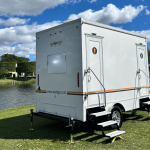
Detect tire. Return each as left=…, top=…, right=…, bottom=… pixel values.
left=111, top=106, right=123, bottom=128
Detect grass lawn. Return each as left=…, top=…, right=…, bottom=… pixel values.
left=0, top=77, right=36, bottom=85
left=0, top=105, right=150, bottom=149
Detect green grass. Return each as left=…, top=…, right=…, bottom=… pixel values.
left=0, top=77, right=36, bottom=85
left=0, top=106, right=150, bottom=150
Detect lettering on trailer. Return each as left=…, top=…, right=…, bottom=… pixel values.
left=92, top=47, right=97, bottom=54
left=36, top=90, right=66, bottom=94
left=47, top=91, right=66, bottom=94
left=50, top=41, right=62, bottom=47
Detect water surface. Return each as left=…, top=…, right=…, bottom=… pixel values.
left=0, top=83, right=36, bottom=110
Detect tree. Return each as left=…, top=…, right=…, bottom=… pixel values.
left=0, top=62, right=16, bottom=72
left=16, top=62, right=36, bottom=76
left=17, top=56, right=30, bottom=62
left=1, top=54, right=29, bottom=62
left=0, top=69, right=8, bottom=78
left=0, top=62, right=16, bottom=78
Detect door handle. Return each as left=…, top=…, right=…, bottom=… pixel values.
left=88, top=75, right=91, bottom=82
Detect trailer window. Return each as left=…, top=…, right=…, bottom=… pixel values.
left=48, top=53, right=66, bottom=74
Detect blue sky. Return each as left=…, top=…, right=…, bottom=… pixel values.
left=0, top=0, right=150, bottom=61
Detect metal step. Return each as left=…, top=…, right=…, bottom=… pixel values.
left=97, top=120, right=117, bottom=127
left=105, top=130, right=125, bottom=138
left=90, top=111, right=111, bottom=117
left=143, top=101, right=150, bottom=105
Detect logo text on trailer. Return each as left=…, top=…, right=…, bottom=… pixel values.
left=50, top=41, right=62, bottom=47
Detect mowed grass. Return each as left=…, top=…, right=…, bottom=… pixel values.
left=0, top=105, right=150, bottom=150
left=0, top=77, right=36, bottom=85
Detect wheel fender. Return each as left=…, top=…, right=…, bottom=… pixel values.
left=108, top=103, right=116, bottom=112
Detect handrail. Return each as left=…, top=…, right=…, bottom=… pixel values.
left=95, top=92, right=101, bottom=108
left=137, top=69, right=150, bottom=78
left=87, top=67, right=106, bottom=107
left=137, top=69, right=150, bottom=89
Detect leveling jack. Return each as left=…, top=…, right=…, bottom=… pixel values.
left=29, top=109, right=34, bottom=130
left=111, top=136, right=123, bottom=144
left=66, top=117, right=74, bottom=143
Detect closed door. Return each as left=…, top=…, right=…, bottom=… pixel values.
left=86, top=35, right=104, bottom=106
left=137, top=45, right=148, bottom=96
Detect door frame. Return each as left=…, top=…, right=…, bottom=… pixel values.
left=85, top=33, right=105, bottom=107
left=136, top=44, right=149, bottom=97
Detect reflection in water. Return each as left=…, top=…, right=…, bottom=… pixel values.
left=0, top=84, right=36, bottom=110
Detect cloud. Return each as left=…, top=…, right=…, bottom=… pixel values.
left=0, top=43, right=36, bottom=58
left=146, top=9, right=150, bottom=15
left=87, top=0, right=97, bottom=3
left=0, top=18, right=30, bottom=26
left=0, top=20, right=62, bottom=58
left=133, top=30, right=150, bottom=42
left=0, top=21, right=61, bottom=45
left=0, top=0, right=80, bottom=16
left=68, top=4, right=146, bottom=24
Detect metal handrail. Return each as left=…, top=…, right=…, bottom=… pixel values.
left=137, top=69, right=150, bottom=88
left=87, top=67, right=106, bottom=107
left=137, top=69, right=150, bottom=78
left=95, top=92, right=101, bottom=108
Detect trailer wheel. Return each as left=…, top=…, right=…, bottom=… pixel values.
left=111, top=106, right=123, bottom=128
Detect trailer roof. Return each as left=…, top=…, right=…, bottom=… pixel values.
left=36, top=18, right=146, bottom=39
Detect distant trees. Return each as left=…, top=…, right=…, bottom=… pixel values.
left=1, top=54, right=29, bottom=62
left=0, top=69, right=8, bottom=78
left=0, top=54, right=36, bottom=78
left=0, top=62, right=16, bottom=72
left=16, top=62, right=36, bottom=76
left=0, top=62, right=16, bottom=78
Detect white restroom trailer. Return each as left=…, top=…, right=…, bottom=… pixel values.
left=35, top=18, right=149, bottom=128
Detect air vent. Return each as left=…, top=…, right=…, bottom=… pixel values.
left=63, top=20, right=71, bottom=24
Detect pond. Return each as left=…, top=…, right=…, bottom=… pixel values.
left=0, top=83, right=36, bottom=110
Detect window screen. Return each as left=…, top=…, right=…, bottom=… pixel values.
left=48, top=53, right=66, bottom=74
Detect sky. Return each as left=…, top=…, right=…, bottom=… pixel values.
left=0, top=0, right=150, bottom=61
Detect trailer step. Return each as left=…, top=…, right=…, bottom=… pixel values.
left=90, top=111, right=111, bottom=117
left=97, top=120, right=117, bottom=127
left=143, top=101, right=150, bottom=105
left=105, top=130, right=125, bottom=138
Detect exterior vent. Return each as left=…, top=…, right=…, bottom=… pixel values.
left=63, top=20, right=71, bottom=24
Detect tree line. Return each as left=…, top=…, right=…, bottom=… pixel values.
left=0, top=54, right=36, bottom=78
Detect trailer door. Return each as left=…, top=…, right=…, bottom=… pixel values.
left=86, top=34, right=104, bottom=107
left=137, top=45, right=149, bottom=97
